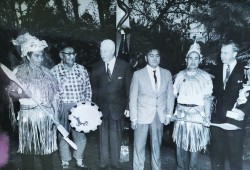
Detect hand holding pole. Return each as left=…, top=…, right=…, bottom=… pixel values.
left=171, top=116, right=241, bottom=130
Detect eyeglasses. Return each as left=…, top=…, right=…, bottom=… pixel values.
left=61, top=52, right=77, bottom=55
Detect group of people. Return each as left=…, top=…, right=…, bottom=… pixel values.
left=5, top=32, right=250, bottom=170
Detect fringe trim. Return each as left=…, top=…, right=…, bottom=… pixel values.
left=173, top=121, right=210, bottom=152
left=173, top=106, right=210, bottom=152
left=8, top=95, right=17, bottom=131
left=15, top=64, right=60, bottom=103
left=17, top=107, right=57, bottom=155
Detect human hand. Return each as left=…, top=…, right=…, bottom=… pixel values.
left=164, top=117, right=171, bottom=125
left=237, top=86, right=250, bottom=105
left=131, top=121, right=137, bottom=130
left=124, top=110, right=130, bottom=117
left=228, top=108, right=245, bottom=121
left=202, top=117, right=211, bottom=127
left=23, top=90, right=32, bottom=98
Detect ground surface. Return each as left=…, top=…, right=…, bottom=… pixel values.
left=1, top=125, right=250, bottom=170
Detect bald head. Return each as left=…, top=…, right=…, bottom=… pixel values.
left=100, top=39, right=116, bottom=62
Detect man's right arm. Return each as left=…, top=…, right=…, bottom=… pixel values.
left=7, top=81, right=30, bottom=100
left=129, top=72, right=138, bottom=130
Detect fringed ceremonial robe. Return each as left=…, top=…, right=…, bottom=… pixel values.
left=172, top=68, right=213, bottom=152
left=13, top=64, right=59, bottom=155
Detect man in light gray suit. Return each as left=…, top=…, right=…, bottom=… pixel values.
left=129, top=49, right=175, bottom=170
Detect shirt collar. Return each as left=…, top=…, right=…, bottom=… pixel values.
left=146, top=65, right=160, bottom=72
left=60, top=61, right=77, bottom=70
left=224, top=60, right=237, bottom=69
left=105, top=57, right=116, bottom=66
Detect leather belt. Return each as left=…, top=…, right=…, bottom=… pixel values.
left=178, top=103, right=198, bottom=107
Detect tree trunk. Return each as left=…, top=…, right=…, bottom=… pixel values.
left=2, top=0, right=16, bottom=28
left=71, top=0, right=80, bottom=22
left=96, top=0, right=105, bottom=29
left=54, top=0, right=70, bottom=24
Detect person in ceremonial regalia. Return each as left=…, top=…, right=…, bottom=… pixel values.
left=172, top=41, right=213, bottom=170
left=7, top=33, right=60, bottom=170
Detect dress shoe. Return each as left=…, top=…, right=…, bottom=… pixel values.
left=75, top=159, right=91, bottom=169
left=75, top=163, right=91, bottom=170
left=61, top=160, right=70, bottom=169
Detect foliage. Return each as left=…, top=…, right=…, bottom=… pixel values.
left=1, top=0, right=250, bottom=72
left=191, top=0, right=250, bottom=64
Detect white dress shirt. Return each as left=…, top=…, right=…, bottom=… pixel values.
left=223, top=60, right=237, bottom=81
left=105, top=57, right=116, bottom=75
left=146, top=65, right=161, bottom=91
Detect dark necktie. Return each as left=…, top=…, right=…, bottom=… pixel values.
left=107, top=63, right=111, bottom=81
left=153, top=70, right=158, bottom=91
left=224, top=64, right=230, bottom=87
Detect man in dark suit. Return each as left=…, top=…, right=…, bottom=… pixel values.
left=91, top=39, right=133, bottom=170
left=211, top=40, right=250, bottom=170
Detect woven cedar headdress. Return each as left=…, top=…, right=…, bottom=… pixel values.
left=12, top=33, right=48, bottom=58
left=186, top=40, right=203, bottom=58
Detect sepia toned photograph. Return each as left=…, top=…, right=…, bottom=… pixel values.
left=0, top=0, right=250, bottom=169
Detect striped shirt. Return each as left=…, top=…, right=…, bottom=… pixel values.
left=51, top=62, right=92, bottom=103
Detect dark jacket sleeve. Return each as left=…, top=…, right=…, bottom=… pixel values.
left=125, top=64, right=133, bottom=110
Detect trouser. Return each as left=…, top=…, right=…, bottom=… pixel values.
left=58, top=102, right=87, bottom=162
left=210, top=126, right=244, bottom=170
left=99, top=112, right=123, bottom=168
left=176, top=147, right=200, bottom=170
left=133, top=114, right=163, bottom=170
left=21, top=153, right=54, bottom=170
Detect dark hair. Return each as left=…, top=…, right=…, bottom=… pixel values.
left=146, top=49, right=161, bottom=56
left=27, top=51, right=33, bottom=57
left=58, top=41, right=75, bottom=52
left=222, top=40, right=239, bottom=52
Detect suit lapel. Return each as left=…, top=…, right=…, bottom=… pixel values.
left=217, top=64, right=224, bottom=90
left=158, top=68, right=164, bottom=93
left=227, top=63, right=240, bottom=82
left=100, top=61, right=107, bottom=78
left=142, top=67, right=154, bottom=92
left=110, top=59, right=119, bottom=81
left=225, top=62, right=241, bottom=89
left=144, top=67, right=158, bottom=93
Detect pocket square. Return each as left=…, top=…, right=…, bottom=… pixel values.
left=118, top=76, right=123, bottom=79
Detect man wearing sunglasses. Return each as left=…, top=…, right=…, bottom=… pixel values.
left=51, top=44, right=92, bottom=170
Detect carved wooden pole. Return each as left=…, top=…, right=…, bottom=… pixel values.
left=116, top=0, right=131, bottom=61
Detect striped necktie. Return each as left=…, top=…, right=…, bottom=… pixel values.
left=224, top=64, right=230, bottom=87
left=107, top=63, right=111, bottom=81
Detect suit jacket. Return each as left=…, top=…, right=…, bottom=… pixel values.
left=129, top=66, right=175, bottom=124
left=212, top=62, right=250, bottom=128
left=91, top=58, right=133, bottom=120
